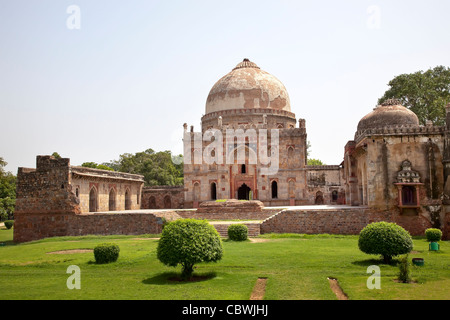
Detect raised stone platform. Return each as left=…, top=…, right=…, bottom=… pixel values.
left=196, top=199, right=264, bottom=213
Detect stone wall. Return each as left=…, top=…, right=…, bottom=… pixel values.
left=260, top=208, right=432, bottom=236
left=13, top=211, right=181, bottom=243
left=15, top=156, right=80, bottom=215
left=141, top=186, right=184, bottom=209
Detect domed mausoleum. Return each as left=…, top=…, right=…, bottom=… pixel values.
left=356, top=98, right=420, bottom=137
left=183, top=59, right=345, bottom=207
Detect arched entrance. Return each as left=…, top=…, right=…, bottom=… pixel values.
left=237, top=183, right=251, bottom=200
left=89, top=187, right=97, bottom=212
left=164, top=195, right=172, bottom=209
left=109, top=188, right=116, bottom=211
left=125, top=189, right=131, bottom=210
left=211, top=182, right=217, bottom=200
left=315, top=191, right=324, bottom=205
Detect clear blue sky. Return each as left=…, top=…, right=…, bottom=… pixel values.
left=1, top=0, right=450, bottom=173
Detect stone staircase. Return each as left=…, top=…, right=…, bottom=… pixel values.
left=210, top=222, right=261, bottom=238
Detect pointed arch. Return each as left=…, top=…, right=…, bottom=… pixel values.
left=109, top=188, right=116, bottom=211
left=89, top=186, right=98, bottom=212
left=125, top=188, right=131, bottom=210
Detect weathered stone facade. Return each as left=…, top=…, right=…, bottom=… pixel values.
left=13, top=60, right=450, bottom=242
left=141, top=186, right=184, bottom=209
left=183, top=59, right=345, bottom=208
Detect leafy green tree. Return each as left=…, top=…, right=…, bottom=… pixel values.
left=81, top=162, right=114, bottom=171
left=85, top=149, right=183, bottom=186
left=378, top=65, right=450, bottom=126
left=157, top=219, right=223, bottom=280
left=52, top=152, right=62, bottom=159
left=0, top=157, right=16, bottom=220
left=111, top=149, right=183, bottom=186
left=307, top=158, right=325, bottom=165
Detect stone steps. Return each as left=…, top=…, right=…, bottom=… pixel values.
left=210, top=222, right=261, bottom=238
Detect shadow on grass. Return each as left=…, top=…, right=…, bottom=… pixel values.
left=142, top=271, right=217, bottom=285
left=352, top=258, right=399, bottom=266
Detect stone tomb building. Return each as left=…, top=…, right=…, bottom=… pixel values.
left=12, top=59, right=450, bottom=241
left=183, top=59, right=345, bottom=208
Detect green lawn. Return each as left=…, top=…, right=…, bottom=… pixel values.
left=0, top=227, right=449, bottom=300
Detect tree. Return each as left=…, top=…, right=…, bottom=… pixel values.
left=110, top=149, right=183, bottom=186
left=82, top=148, right=184, bottom=186
left=157, top=219, right=223, bottom=280
left=81, top=162, right=114, bottom=171
left=307, top=158, right=325, bottom=165
left=358, top=222, right=413, bottom=264
left=306, top=141, right=325, bottom=165
left=378, top=65, right=450, bottom=126
left=0, top=157, right=16, bottom=220
left=52, top=152, right=62, bottom=159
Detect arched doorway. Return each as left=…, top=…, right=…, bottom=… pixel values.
left=315, top=191, right=324, bottom=205
left=164, top=195, right=171, bottom=209
left=89, top=187, right=97, bottom=212
left=237, top=183, right=251, bottom=200
left=109, top=188, right=116, bottom=211
left=125, top=189, right=131, bottom=210
left=211, top=182, right=217, bottom=200
left=271, top=181, right=278, bottom=199
left=149, top=196, right=156, bottom=209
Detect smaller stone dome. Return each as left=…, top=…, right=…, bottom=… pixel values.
left=357, top=99, right=420, bottom=132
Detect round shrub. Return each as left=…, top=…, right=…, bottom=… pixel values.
left=93, top=243, right=120, bottom=264
left=157, top=219, right=223, bottom=280
left=425, top=228, right=442, bottom=242
left=4, top=220, right=14, bottom=229
left=358, top=222, right=413, bottom=263
left=227, top=224, right=248, bottom=241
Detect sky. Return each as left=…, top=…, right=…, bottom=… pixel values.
left=1, top=0, right=450, bottom=174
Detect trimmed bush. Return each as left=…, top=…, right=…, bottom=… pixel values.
left=358, top=222, right=413, bottom=263
left=227, top=224, right=248, bottom=241
left=157, top=219, right=223, bottom=280
left=425, top=228, right=442, bottom=242
left=93, top=243, right=120, bottom=264
left=4, top=220, right=14, bottom=229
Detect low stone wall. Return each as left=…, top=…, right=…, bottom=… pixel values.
left=260, top=208, right=432, bottom=236
left=13, top=211, right=181, bottom=243
left=176, top=208, right=280, bottom=220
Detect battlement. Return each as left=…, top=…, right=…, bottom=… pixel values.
left=355, top=124, right=445, bottom=143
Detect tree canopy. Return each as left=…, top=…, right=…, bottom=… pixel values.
left=101, top=149, right=184, bottom=186
left=378, top=65, right=450, bottom=126
left=0, top=157, right=16, bottom=220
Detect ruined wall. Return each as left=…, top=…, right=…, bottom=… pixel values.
left=261, top=208, right=432, bottom=236
left=13, top=212, right=176, bottom=243
left=305, top=165, right=345, bottom=205
left=15, top=156, right=80, bottom=215
left=71, top=167, right=144, bottom=213
left=141, top=186, right=184, bottom=209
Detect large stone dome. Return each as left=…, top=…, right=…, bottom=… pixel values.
left=205, top=59, right=291, bottom=115
left=357, top=99, right=420, bottom=132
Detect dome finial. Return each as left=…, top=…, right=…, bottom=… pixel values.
left=232, top=58, right=260, bottom=70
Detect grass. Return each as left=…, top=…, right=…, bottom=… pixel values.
left=0, top=227, right=449, bottom=300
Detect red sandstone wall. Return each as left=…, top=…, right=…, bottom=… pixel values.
left=176, top=209, right=279, bottom=220
left=13, top=212, right=164, bottom=243
left=260, top=208, right=432, bottom=236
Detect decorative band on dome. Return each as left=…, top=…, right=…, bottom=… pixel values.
left=381, top=98, right=402, bottom=106
left=232, top=58, right=260, bottom=70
